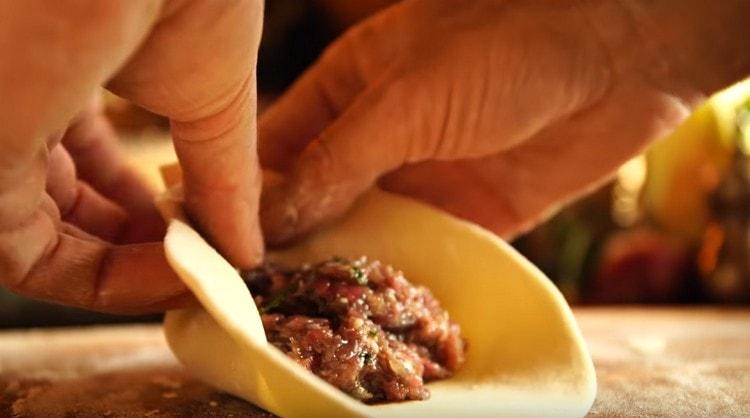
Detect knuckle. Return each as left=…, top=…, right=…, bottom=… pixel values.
left=0, top=214, right=57, bottom=291
left=171, top=75, right=252, bottom=141
left=319, top=16, right=387, bottom=83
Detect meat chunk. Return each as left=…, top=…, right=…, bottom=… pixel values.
left=242, top=257, right=466, bottom=403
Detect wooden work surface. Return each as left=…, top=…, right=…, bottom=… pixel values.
left=1, top=307, right=748, bottom=417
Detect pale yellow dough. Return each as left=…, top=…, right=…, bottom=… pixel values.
left=160, top=188, right=596, bottom=418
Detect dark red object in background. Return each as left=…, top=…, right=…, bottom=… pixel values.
left=590, top=228, right=689, bottom=303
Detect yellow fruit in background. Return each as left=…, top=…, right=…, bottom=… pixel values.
left=644, top=79, right=750, bottom=242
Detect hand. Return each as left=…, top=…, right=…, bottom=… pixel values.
left=259, top=0, right=750, bottom=244
left=0, top=0, right=263, bottom=313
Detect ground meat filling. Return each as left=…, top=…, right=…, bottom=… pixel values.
left=242, top=257, right=466, bottom=403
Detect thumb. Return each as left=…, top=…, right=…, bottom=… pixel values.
left=170, top=76, right=263, bottom=268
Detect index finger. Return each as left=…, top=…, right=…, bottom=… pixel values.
left=258, top=8, right=402, bottom=172
left=170, top=76, right=263, bottom=269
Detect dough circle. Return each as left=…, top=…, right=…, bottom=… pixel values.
left=161, top=189, right=596, bottom=418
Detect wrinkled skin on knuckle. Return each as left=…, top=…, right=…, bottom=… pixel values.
left=380, top=1, right=612, bottom=162
left=483, top=13, right=610, bottom=133
left=0, top=208, right=59, bottom=292
left=324, top=21, right=385, bottom=84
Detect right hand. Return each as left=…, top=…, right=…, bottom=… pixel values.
left=259, top=0, right=749, bottom=244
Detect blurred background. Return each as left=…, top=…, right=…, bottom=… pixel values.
left=2, top=0, right=750, bottom=328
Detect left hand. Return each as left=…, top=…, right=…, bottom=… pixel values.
left=0, top=0, right=264, bottom=313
